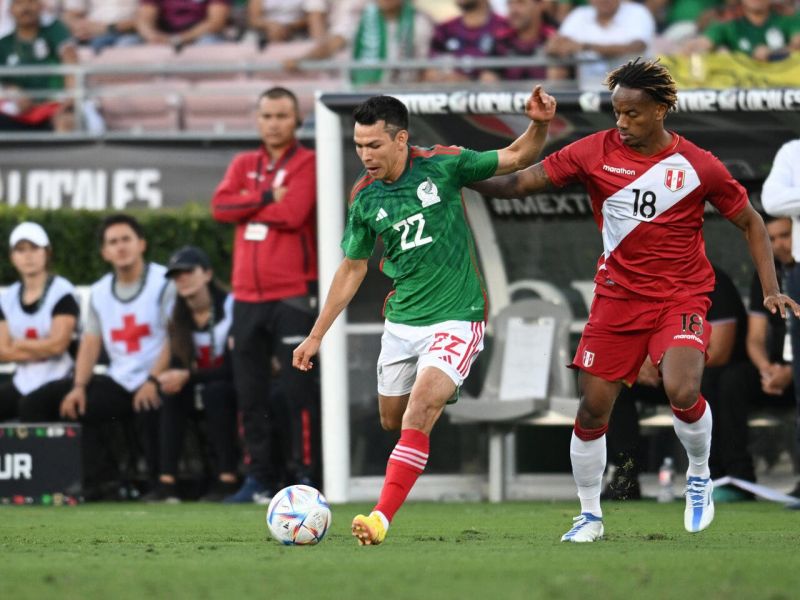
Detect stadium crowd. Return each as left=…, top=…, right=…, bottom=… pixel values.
left=0, top=0, right=798, bottom=131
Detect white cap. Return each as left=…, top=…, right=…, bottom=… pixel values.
left=9, top=222, right=50, bottom=248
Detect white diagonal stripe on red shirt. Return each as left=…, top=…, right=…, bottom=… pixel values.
left=600, top=152, right=700, bottom=259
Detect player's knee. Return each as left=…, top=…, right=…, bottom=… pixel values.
left=664, top=380, right=700, bottom=408
left=379, top=413, right=402, bottom=431
left=576, top=405, right=608, bottom=429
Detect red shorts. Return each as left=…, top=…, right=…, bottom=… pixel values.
left=571, top=294, right=712, bottom=385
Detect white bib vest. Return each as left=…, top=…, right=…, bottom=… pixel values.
left=192, top=293, right=233, bottom=368
left=91, top=263, right=169, bottom=392
left=0, top=276, right=77, bottom=395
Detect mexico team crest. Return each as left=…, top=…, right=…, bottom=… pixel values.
left=664, top=168, right=685, bottom=192
left=417, top=178, right=441, bottom=207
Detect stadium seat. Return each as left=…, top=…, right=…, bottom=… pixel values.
left=85, top=45, right=176, bottom=86
left=182, top=80, right=268, bottom=132
left=95, top=81, right=188, bottom=132
left=252, top=40, right=327, bottom=81
left=448, top=299, right=577, bottom=502
left=269, top=77, right=347, bottom=117
left=171, top=41, right=260, bottom=82
left=449, top=299, right=576, bottom=423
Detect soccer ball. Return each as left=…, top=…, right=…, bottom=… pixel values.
left=266, top=484, right=332, bottom=545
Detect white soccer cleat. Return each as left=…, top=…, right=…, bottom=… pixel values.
left=560, top=512, right=604, bottom=543
left=684, top=476, right=715, bottom=533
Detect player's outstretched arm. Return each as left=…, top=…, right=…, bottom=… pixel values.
left=730, top=204, right=800, bottom=318
left=469, top=162, right=553, bottom=198
left=293, top=257, right=369, bottom=372
left=494, top=85, right=557, bottom=176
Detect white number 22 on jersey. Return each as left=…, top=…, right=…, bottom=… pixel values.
left=393, top=212, right=433, bottom=250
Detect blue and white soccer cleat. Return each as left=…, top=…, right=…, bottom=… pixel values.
left=684, top=476, right=715, bottom=532
left=560, top=512, right=604, bottom=543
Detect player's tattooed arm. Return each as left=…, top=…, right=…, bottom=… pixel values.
left=468, top=162, right=553, bottom=198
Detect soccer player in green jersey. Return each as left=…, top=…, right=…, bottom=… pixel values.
left=292, top=88, right=557, bottom=545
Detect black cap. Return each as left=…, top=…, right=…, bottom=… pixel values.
left=165, top=246, right=211, bottom=278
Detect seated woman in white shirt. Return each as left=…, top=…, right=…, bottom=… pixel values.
left=0, top=222, right=79, bottom=422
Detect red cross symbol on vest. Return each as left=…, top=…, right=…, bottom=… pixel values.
left=24, top=328, right=38, bottom=339
left=197, top=345, right=223, bottom=369
left=111, top=314, right=151, bottom=353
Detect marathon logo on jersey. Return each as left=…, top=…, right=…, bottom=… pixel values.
left=582, top=350, right=595, bottom=368
left=417, top=178, right=441, bottom=207
left=664, top=168, right=686, bottom=192
left=602, top=165, right=636, bottom=176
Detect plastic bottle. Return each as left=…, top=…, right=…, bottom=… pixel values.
left=657, top=457, right=675, bottom=503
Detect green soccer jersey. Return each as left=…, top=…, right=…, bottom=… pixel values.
left=704, top=12, right=800, bottom=56
left=0, top=19, right=72, bottom=94
left=342, top=145, right=499, bottom=326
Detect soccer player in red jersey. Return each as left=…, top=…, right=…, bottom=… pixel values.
left=472, top=58, right=800, bottom=541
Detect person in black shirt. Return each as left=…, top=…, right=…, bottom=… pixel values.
left=143, top=246, right=239, bottom=502
left=712, top=215, right=796, bottom=501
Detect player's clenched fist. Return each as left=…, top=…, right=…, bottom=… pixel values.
left=526, top=85, right=557, bottom=124
left=293, top=336, right=321, bottom=371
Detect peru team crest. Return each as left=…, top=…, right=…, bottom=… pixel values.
left=582, top=350, right=595, bottom=368
left=664, top=168, right=685, bottom=192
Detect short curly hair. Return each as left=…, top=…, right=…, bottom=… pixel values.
left=606, top=58, right=678, bottom=111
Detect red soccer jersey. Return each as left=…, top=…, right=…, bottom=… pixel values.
left=543, top=130, right=749, bottom=300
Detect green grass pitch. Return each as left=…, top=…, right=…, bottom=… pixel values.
left=2, top=501, right=798, bottom=599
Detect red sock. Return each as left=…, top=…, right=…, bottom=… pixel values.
left=671, top=395, right=707, bottom=423
left=574, top=419, right=608, bottom=441
left=374, top=428, right=429, bottom=522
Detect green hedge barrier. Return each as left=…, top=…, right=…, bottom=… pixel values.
left=0, top=205, right=234, bottom=285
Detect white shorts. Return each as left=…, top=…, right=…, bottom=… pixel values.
left=376, top=319, right=486, bottom=397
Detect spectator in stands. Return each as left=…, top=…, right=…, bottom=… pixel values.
left=0, top=222, right=79, bottom=424
left=0, top=0, right=61, bottom=37
left=545, top=0, right=656, bottom=89
left=552, top=0, right=585, bottom=25
left=0, top=0, right=78, bottom=132
left=351, top=0, right=435, bottom=85
left=212, top=87, right=320, bottom=503
left=247, top=0, right=326, bottom=44
left=136, top=0, right=231, bottom=49
left=282, top=0, right=367, bottom=71
left=762, top=138, right=800, bottom=500
left=57, top=214, right=173, bottom=500
left=685, top=0, right=800, bottom=61
left=644, top=0, right=726, bottom=39
left=707, top=215, right=797, bottom=501
left=62, top=1, right=139, bottom=54
left=425, top=0, right=510, bottom=82
left=483, top=0, right=555, bottom=81
left=144, top=246, right=239, bottom=503
left=603, top=265, right=748, bottom=501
